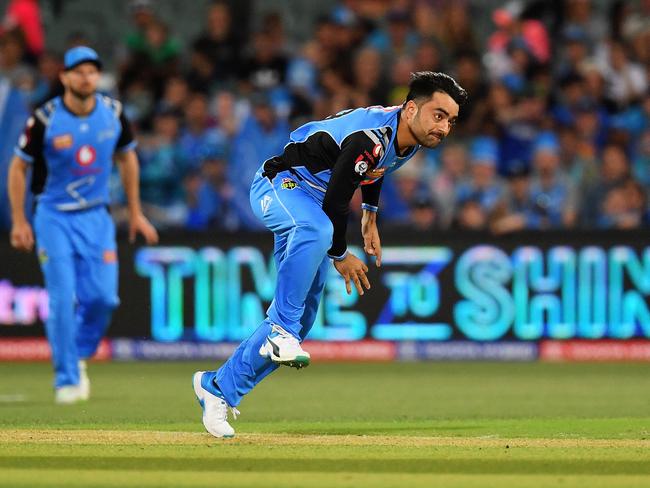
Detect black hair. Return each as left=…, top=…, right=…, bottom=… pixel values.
left=404, top=71, right=468, bottom=107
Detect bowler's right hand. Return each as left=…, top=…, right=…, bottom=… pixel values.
left=333, top=252, right=370, bottom=296
left=10, top=220, right=34, bottom=252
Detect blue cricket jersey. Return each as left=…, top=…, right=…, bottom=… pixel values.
left=261, top=105, right=421, bottom=257
left=15, top=94, right=136, bottom=211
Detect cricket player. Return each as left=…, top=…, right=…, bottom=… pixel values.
left=193, top=71, right=466, bottom=437
left=7, top=46, right=158, bottom=404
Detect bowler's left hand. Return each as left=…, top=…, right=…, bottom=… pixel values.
left=129, top=213, right=159, bottom=244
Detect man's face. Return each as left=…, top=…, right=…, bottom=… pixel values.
left=61, top=63, right=100, bottom=100
left=405, top=91, right=459, bottom=148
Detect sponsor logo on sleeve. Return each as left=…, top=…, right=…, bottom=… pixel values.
left=103, top=250, right=117, bottom=263
left=354, top=159, right=369, bottom=175
left=365, top=167, right=386, bottom=179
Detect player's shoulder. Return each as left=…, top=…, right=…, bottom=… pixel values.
left=98, top=94, right=124, bottom=118
left=338, top=105, right=399, bottom=145
left=338, top=105, right=399, bottom=131
left=33, top=97, right=61, bottom=127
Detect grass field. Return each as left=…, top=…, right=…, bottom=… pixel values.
left=0, top=361, right=649, bottom=487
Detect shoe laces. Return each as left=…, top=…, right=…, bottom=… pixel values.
left=230, top=407, right=240, bottom=420
left=271, top=324, right=295, bottom=341
left=212, top=396, right=241, bottom=421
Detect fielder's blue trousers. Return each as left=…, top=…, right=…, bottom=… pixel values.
left=34, top=205, right=119, bottom=388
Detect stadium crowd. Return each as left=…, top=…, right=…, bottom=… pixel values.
left=0, top=0, right=648, bottom=234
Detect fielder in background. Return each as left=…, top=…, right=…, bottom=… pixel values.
left=7, top=46, right=158, bottom=404
left=193, top=71, right=466, bottom=437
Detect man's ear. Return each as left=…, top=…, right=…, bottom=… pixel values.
left=405, top=100, right=418, bottom=121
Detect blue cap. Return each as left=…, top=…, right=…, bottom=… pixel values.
left=533, top=132, right=560, bottom=155
left=470, top=137, right=499, bottom=165
left=64, top=46, right=102, bottom=71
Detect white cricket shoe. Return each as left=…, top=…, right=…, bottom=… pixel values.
left=55, top=385, right=86, bottom=405
left=78, top=360, right=90, bottom=401
left=259, top=324, right=310, bottom=368
left=193, top=371, right=239, bottom=438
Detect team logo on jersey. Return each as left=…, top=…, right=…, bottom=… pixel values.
left=75, top=145, right=97, bottom=166
left=281, top=178, right=297, bottom=190
left=53, top=134, right=73, bottom=150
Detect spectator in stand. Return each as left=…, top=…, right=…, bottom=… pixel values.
left=485, top=0, right=550, bottom=80
left=633, top=128, right=650, bottom=188
left=121, top=15, right=181, bottom=105
left=598, top=40, right=647, bottom=111
left=0, top=67, right=29, bottom=230
left=228, top=92, right=289, bottom=229
left=434, top=1, right=478, bottom=58
left=30, top=51, right=63, bottom=107
left=456, top=137, right=505, bottom=217
left=557, top=124, right=599, bottom=193
left=560, top=0, right=607, bottom=47
left=413, top=38, right=444, bottom=74
left=1, top=0, right=43, bottom=61
left=527, top=132, right=577, bottom=229
left=452, top=50, right=488, bottom=137
left=156, top=75, right=188, bottom=116
left=597, top=178, right=646, bottom=230
left=238, top=30, right=287, bottom=93
left=191, top=1, right=241, bottom=86
left=177, top=92, right=227, bottom=172
left=430, top=143, right=468, bottom=229
left=0, top=29, right=33, bottom=87
left=366, top=9, right=419, bottom=66
left=555, top=27, right=591, bottom=80
left=350, top=47, right=387, bottom=107
left=186, top=41, right=217, bottom=95
left=582, top=143, right=632, bottom=227
left=491, top=165, right=534, bottom=234
left=137, top=109, right=185, bottom=227
left=386, top=54, right=414, bottom=106
left=498, top=85, right=548, bottom=175
left=453, top=199, right=488, bottom=231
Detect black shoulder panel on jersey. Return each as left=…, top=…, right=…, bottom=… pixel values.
left=274, top=131, right=341, bottom=175
left=322, top=130, right=386, bottom=257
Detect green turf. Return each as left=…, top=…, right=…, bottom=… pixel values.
left=0, top=361, right=649, bottom=487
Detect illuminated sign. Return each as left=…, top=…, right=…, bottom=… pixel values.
left=135, top=245, right=650, bottom=342
left=0, top=280, right=48, bottom=325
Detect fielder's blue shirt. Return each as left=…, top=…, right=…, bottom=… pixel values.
left=15, top=94, right=136, bottom=211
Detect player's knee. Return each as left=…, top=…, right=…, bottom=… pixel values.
left=81, top=294, right=119, bottom=313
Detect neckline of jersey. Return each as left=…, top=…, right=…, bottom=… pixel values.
left=60, top=94, right=98, bottom=119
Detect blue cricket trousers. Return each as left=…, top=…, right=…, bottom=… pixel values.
left=34, top=205, right=119, bottom=388
left=213, top=169, right=333, bottom=406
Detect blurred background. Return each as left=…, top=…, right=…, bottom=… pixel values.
left=0, top=0, right=649, bottom=362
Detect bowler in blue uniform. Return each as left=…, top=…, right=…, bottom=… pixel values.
left=192, top=72, right=467, bottom=437
left=7, top=46, right=158, bottom=404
